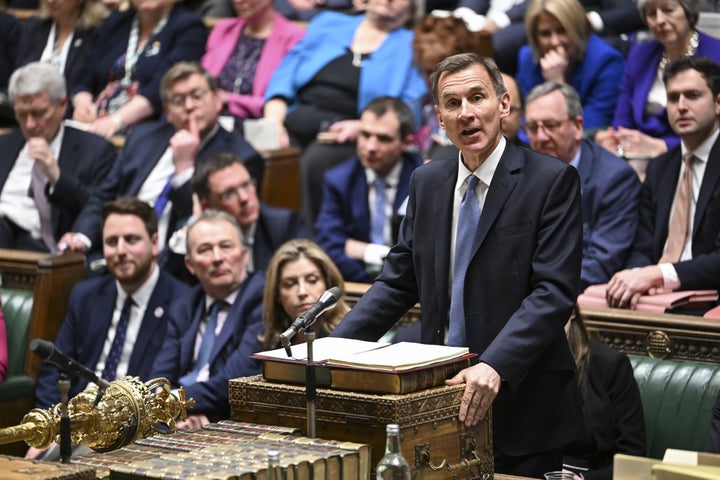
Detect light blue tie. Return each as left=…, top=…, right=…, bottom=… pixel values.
left=448, top=175, right=481, bottom=346
left=370, top=178, right=387, bottom=245
left=179, top=300, right=225, bottom=385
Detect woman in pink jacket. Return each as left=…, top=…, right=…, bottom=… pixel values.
left=202, top=0, right=305, bottom=128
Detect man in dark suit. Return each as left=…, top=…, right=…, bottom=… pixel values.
left=151, top=210, right=264, bottom=427
left=0, top=62, right=115, bottom=253
left=315, top=96, right=422, bottom=282
left=60, top=62, right=263, bottom=259
left=331, top=53, right=584, bottom=478
left=607, top=56, right=720, bottom=308
left=189, top=152, right=310, bottom=272
left=524, top=81, right=641, bottom=289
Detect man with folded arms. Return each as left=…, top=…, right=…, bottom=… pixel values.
left=607, top=57, right=720, bottom=308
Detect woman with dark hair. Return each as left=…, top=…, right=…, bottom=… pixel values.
left=562, top=309, right=646, bottom=480
left=260, top=239, right=350, bottom=350
left=15, top=0, right=109, bottom=117
left=595, top=0, right=720, bottom=158
left=516, top=0, right=625, bottom=130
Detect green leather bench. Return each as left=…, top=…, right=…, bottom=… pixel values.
left=630, top=355, right=720, bottom=459
left=0, top=288, right=35, bottom=403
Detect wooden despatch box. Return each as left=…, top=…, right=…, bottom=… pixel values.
left=230, top=375, right=494, bottom=480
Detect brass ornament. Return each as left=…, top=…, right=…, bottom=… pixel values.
left=0, top=376, right=194, bottom=451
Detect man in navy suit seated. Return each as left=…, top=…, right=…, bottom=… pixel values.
left=164, top=152, right=310, bottom=282
left=28, top=197, right=189, bottom=458
left=524, top=81, right=641, bottom=289
left=151, top=210, right=265, bottom=427
left=0, top=62, right=115, bottom=253
left=59, top=62, right=263, bottom=261
left=315, top=96, right=422, bottom=282
left=607, top=57, right=720, bottom=308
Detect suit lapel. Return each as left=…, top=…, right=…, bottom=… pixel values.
left=656, top=151, right=683, bottom=245
left=89, top=280, right=119, bottom=372
left=127, top=274, right=169, bottom=374
left=432, top=160, right=457, bottom=312
left=129, top=125, right=175, bottom=194
left=694, top=138, right=720, bottom=236
left=209, top=281, right=251, bottom=363
left=469, top=146, right=520, bottom=256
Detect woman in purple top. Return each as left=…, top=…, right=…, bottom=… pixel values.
left=595, top=0, right=720, bottom=158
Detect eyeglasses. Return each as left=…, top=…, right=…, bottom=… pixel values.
left=166, top=88, right=210, bottom=108
left=218, top=179, right=256, bottom=202
left=522, top=117, right=570, bottom=137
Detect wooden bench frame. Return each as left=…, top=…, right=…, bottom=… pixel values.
left=344, top=282, right=720, bottom=364
left=0, top=250, right=85, bottom=456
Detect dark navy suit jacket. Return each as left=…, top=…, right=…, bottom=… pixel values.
left=315, top=152, right=421, bottom=282
left=74, top=5, right=206, bottom=115
left=332, top=142, right=584, bottom=457
left=34, top=269, right=190, bottom=408
left=577, top=139, right=640, bottom=288
left=625, top=136, right=720, bottom=290
left=0, top=127, right=116, bottom=241
left=253, top=203, right=311, bottom=271
left=151, top=272, right=265, bottom=420
left=16, top=17, right=98, bottom=117
left=71, top=120, right=263, bottom=249
left=0, top=13, right=19, bottom=94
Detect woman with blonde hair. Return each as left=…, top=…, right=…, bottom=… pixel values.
left=15, top=0, right=108, bottom=117
left=516, top=0, right=625, bottom=130
left=261, top=239, right=350, bottom=350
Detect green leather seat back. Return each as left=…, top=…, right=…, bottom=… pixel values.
left=630, top=355, right=720, bottom=459
left=0, top=288, right=34, bottom=401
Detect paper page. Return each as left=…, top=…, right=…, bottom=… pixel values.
left=252, top=337, right=388, bottom=363
left=326, top=342, right=469, bottom=371
left=664, top=449, right=699, bottom=465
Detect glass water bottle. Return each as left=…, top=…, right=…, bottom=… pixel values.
left=376, top=424, right=411, bottom=480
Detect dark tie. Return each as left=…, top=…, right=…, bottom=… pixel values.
left=154, top=173, right=175, bottom=217
left=179, top=300, right=225, bottom=385
left=660, top=153, right=695, bottom=264
left=101, top=295, right=133, bottom=381
left=370, top=178, right=387, bottom=245
left=448, top=174, right=481, bottom=346
left=29, top=163, right=57, bottom=253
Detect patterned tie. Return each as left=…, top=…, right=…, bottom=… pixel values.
left=660, top=153, right=695, bottom=263
left=101, top=295, right=133, bottom=381
left=370, top=178, right=387, bottom=245
left=448, top=175, right=481, bottom=347
left=179, top=300, right=225, bottom=385
left=29, top=163, right=57, bottom=253
left=154, top=173, right=175, bottom=217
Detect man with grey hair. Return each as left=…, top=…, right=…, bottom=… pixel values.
left=0, top=62, right=115, bottom=253
left=524, top=81, right=641, bottom=288
left=151, top=209, right=264, bottom=427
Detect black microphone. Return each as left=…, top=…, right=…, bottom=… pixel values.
left=30, top=339, right=111, bottom=390
left=279, top=287, right=342, bottom=356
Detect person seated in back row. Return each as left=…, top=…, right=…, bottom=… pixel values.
left=607, top=57, right=720, bottom=308
left=0, top=62, right=115, bottom=253
left=315, top=96, right=422, bottom=283
left=60, top=62, right=263, bottom=271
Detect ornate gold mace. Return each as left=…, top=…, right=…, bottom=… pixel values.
left=0, top=376, right=194, bottom=451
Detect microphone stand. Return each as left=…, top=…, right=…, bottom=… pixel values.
left=58, top=373, right=71, bottom=463
left=305, top=331, right=317, bottom=438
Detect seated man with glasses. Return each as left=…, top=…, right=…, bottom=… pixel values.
left=59, top=62, right=264, bottom=273
left=524, top=81, right=640, bottom=288
left=163, top=152, right=310, bottom=283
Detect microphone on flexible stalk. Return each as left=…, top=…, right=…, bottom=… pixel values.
left=30, top=339, right=111, bottom=390
left=279, top=287, right=342, bottom=357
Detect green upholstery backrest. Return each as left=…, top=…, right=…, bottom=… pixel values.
left=630, top=355, right=720, bottom=459
left=0, top=288, right=35, bottom=401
